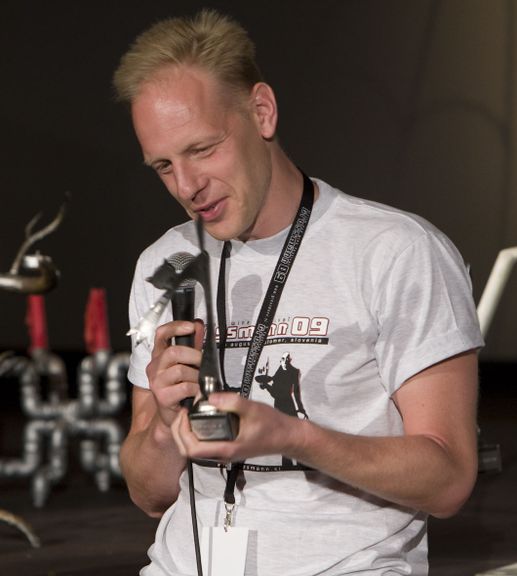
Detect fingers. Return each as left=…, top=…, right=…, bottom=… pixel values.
left=146, top=321, right=202, bottom=395
left=147, top=347, right=200, bottom=392
left=170, top=392, right=305, bottom=465
left=207, top=392, right=243, bottom=414
left=146, top=353, right=200, bottom=411
left=145, top=320, right=204, bottom=428
left=171, top=393, right=241, bottom=460
left=152, top=320, right=198, bottom=357
left=149, top=344, right=201, bottom=375
left=171, top=394, right=256, bottom=461
left=193, top=319, right=205, bottom=350
left=152, top=374, right=199, bottom=408
left=171, top=408, right=236, bottom=461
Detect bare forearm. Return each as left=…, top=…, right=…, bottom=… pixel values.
left=289, top=419, right=477, bottom=517
left=175, top=354, right=479, bottom=517
left=120, top=415, right=187, bottom=518
left=282, top=354, right=479, bottom=518
left=174, top=398, right=474, bottom=517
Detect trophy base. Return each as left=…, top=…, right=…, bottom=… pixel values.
left=189, top=410, right=239, bottom=441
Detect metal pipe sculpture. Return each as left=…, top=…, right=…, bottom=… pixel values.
left=0, top=349, right=128, bottom=506
left=0, top=203, right=128, bottom=521
left=0, top=287, right=129, bottom=508
left=0, top=198, right=67, bottom=546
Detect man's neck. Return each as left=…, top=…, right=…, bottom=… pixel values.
left=240, top=148, right=311, bottom=242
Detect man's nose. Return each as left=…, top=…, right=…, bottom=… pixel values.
left=174, top=160, right=205, bottom=201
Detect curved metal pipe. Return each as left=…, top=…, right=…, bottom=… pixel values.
left=77, top=351, right=110, bottom=417
left=0, top=509, right=40, bottom=548
left=100, top=352, right=129, bottom=416
left=32, top=421, right=68, bottom=507
left=76, top=418, right=124, bottom=489
left=77, top=351, right=128, bottom=417
left=0, top=352, right=29, bottom=378
left=0, top=254, right=59, bottom=294
left=0, top=420, right=52, bottom=476
left=9, top=196, right=67, bottom=275
left=31, top=349, right=68, bottom=404
left=20, top=358, right=76, bottom=420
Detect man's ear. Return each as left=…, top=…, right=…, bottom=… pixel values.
left=250, top=82, right=278, bottom=139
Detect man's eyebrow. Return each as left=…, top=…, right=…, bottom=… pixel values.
left=142, top=132, right=227, bottom=167
left=185, top=132, right=227, bottom=152
left=143, top=157, right=168, bottom=168
left=184, top=140, right=208, bottom=152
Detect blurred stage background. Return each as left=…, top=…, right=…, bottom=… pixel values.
left=1, top=1, right=516, bottom=575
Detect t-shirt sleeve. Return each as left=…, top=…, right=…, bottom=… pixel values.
left=127, top=255, right=155, bottom=389
left=374, top=229, right=484, bottom=396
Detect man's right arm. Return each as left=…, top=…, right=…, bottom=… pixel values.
left=120, top=320, right=203, bottom=518
left=119, top=386, right=186, bottom=517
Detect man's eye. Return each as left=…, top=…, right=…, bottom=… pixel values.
left=192, top=145, right=214, bottom=157
left=154, top=161, right=171, bottom=174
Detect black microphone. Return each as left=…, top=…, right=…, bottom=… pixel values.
left=167, top=252, right=197, bottom=347
left=168, top=252, right=197, bottom=409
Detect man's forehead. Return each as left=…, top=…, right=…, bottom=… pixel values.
left=132, top=67, right=225, bottom=131
left=138, top=64, right=231, bottom=107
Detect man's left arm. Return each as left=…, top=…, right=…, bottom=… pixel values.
left=294, top=349, right=479, bottom=518
left=172, top=349, right=479, bottom=518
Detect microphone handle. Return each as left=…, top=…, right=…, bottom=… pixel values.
left=171, top=287, right=195, bottom=408
left=171, top=287, right=195, bottom=347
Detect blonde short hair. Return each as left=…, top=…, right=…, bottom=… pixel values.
left=113, top=9, right=263, bottom=104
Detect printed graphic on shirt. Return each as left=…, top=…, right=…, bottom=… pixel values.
left=218, top=315, right=330, bottom=348
left=198, top=315, right=329, bottom=471
left=255, top=352, right=309, bottom=467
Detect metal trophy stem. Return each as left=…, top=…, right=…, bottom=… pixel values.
left=188, top=219, right=239, bottom=441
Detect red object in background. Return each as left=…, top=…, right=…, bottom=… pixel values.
left=84, top=288, right=111, bottom=354
left=26, top=295, right=49, bottom=352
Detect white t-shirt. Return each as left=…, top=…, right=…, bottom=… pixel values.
left=128, top=179, right=483, bottom=576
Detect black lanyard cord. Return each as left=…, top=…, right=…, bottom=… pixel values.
left=216, top=240, right=232, bottom=389
left=217, top=172, right=314, bottom=394
left=218, top=171, right=315, bottom=506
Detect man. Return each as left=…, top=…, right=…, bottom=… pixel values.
left=113, top=9, right=483, bottom=575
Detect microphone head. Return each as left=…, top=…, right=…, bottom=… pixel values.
left=167, top=252, right=197, bottom=289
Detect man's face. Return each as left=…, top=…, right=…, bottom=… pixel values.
left=131, top=65, right=274, bottom=241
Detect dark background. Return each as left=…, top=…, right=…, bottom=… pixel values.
left=1, top=4, right=517, bottom=574
left=1, top=0, right=516, bottom=361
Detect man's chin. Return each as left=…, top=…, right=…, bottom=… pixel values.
left=198, top=220, right=239, bottom=242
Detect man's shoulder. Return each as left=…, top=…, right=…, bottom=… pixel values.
left=315, top=178, right=446, bottom=252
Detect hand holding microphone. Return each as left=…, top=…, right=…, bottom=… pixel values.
left=130, top=241, right=239, bottom=441
left=166, top=249, right=239, bottom=441
left=168, top=252, right=197, bottom=408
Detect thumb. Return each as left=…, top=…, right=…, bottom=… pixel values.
left=194, top=319, right=205, bottom=350
left=209, top=392, right=242, bottom=413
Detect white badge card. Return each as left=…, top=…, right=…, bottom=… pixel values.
left=201, top=526, right=249, bottom=576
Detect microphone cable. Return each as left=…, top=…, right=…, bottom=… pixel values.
left=181, top=397, right=203, bottom=576
left=186, top=456, right=203, bottom=576
left=167, top=252, right=203, bottom=575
